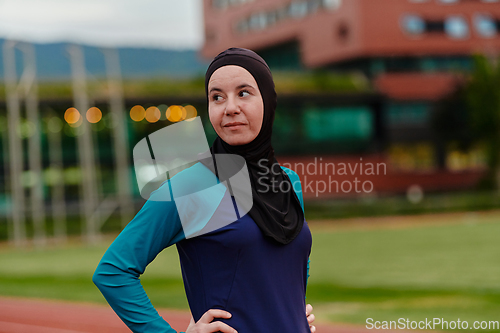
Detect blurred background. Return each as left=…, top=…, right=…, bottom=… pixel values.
left=0, top=0, right=500, bottom=331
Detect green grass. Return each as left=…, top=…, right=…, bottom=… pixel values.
left=307, top=216, right=500, bottom=328
left=0, top=212, right=499, bottom=329
left=0, top=237, right=187, bottom=308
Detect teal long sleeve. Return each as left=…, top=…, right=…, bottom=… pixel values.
left=92, top=186, right=186, bottom=333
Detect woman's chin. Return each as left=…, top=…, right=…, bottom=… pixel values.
left=223, top=135, right=254, bottom=146
left=227, top=140, right=250, bottom=146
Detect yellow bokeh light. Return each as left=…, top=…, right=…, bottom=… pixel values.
left=166, top=105, right=187, bottom=122
left=86, top=107, right=102, bottom=123
left=145, top=106, right=161, bottom=123
left=130, top=105, right=146, bottom=122
left=64, top=107, right=81, bottom=124
left=184, top=105, right=197, bottom=121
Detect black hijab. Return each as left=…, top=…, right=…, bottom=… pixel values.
left=201, top=47, right=304, bottom=245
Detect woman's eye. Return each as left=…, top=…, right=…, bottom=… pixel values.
left=239, top=90, right=250, bottom=97
left=212, top=94, right=222, bottom=101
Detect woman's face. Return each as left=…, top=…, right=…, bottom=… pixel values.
left=208, top=65, right=264, bottom=146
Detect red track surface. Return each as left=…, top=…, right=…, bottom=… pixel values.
left=0, top=296, right=365, bottom=333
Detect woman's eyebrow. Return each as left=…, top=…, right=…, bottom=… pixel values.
left=209, top=87, right=222, bottom=93
left=236, top=83, right=255, bottom=90
left=209, top=84, right=255, bottom=93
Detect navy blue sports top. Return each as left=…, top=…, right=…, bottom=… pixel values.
left=93, top=162, right=312, bottom=333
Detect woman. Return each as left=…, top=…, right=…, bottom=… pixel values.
left=93, top=47, right=315, bottom=333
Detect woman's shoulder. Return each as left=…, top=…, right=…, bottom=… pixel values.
left=279, top=165, right=304, bottom=211
left=162, top=161, right=220, bottom=195
left=280, top=165, right=301, bottom=183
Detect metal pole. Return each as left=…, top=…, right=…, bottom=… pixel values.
left=3, top=40, right=26, bottom=246
left=103, top=47, right=134, bottom=228
left=1, top=118, right=11, bottom=239
left=67, top=44, right=99, bottom=243
left=20, top=42, right=46, bottom=247
left=47, top=115, right=67, bottom=242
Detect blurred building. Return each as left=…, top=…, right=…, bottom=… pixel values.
left=202, top=0, right=500, bottom=72
left=201, top=0, right=500, bottom=183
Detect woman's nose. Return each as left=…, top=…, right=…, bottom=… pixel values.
left=225, top=95, right=240, bottom=115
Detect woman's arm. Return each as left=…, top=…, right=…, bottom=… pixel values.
left=93, top=184, right=185, bottom=333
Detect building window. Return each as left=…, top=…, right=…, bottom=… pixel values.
left=212, top=0, right=254, bottom=10
left=445, top=16, right=469, bottom=39
left=304, top=107, right=373, bottom=142
left=288, top=1, right=309, bottom=18
left=266, top=11, right=278, bottom=26
left=234, top=0, right=342, bottom=34
left=401, top=15, right=426, bottom=35
left=338, top=21, right=350, bottom=42
left=474, top=14, right=497, bottom=37
left=257, top=41, right=303, bottom=70
left=322, top=0, right=342, bottom=10
left=426, top=20, right=445, bottom=33
left=307, top=0, right=323, bottom=13
left=386, top=102, right=429, bottom=126
left=401, top=14, right=473, bottom=39
left=248, top=12, right=267, bottom=30
left=275, top=7, right=289, bottom=22
left=235, top=20, right=249, bottom=34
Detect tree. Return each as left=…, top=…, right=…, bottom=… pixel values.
left=465, top=54, right=500, bottom=190
left=433, top=54, right=500, bottom=190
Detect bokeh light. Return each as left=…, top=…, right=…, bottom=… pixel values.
left=184, top=105, right=198, bottom=121
left=407, top=184, right=424, bottom=204
left=64, top=107, right=81, bottom=125
left=47, top=117, right=63, bottom=133
left=86, top=107, right=102, bottom=123
left=166, top=105, right=187, bottom=122
left=145, top=106, right=161, bottom=123
left=18, top=120, right=36, bottom=138
left=44, top=167, right=64, bottom=186
left=64, top=167, right=82, bottom=184
left=21, top=170, right=39, bottom=188
left=130, top=105, right=146, bottom=122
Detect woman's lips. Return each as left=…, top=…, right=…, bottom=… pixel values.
left=224, top=123, right=246, bottom=130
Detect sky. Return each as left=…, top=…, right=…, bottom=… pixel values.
left=0, top=0, right=204, bottom=50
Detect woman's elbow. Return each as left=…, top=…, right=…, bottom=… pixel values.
left=92, top=260, right=138, bottom=290
left=92, top=260, right=117, bottom=289
left=92, top=262, right=106, bottom=289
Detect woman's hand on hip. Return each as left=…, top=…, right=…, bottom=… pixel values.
left=306, top=303, right=316, bottom=333
left=185, top=309, right=237, bottom=333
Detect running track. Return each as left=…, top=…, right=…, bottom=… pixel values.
left=0, top=297, right=365, bottom=333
